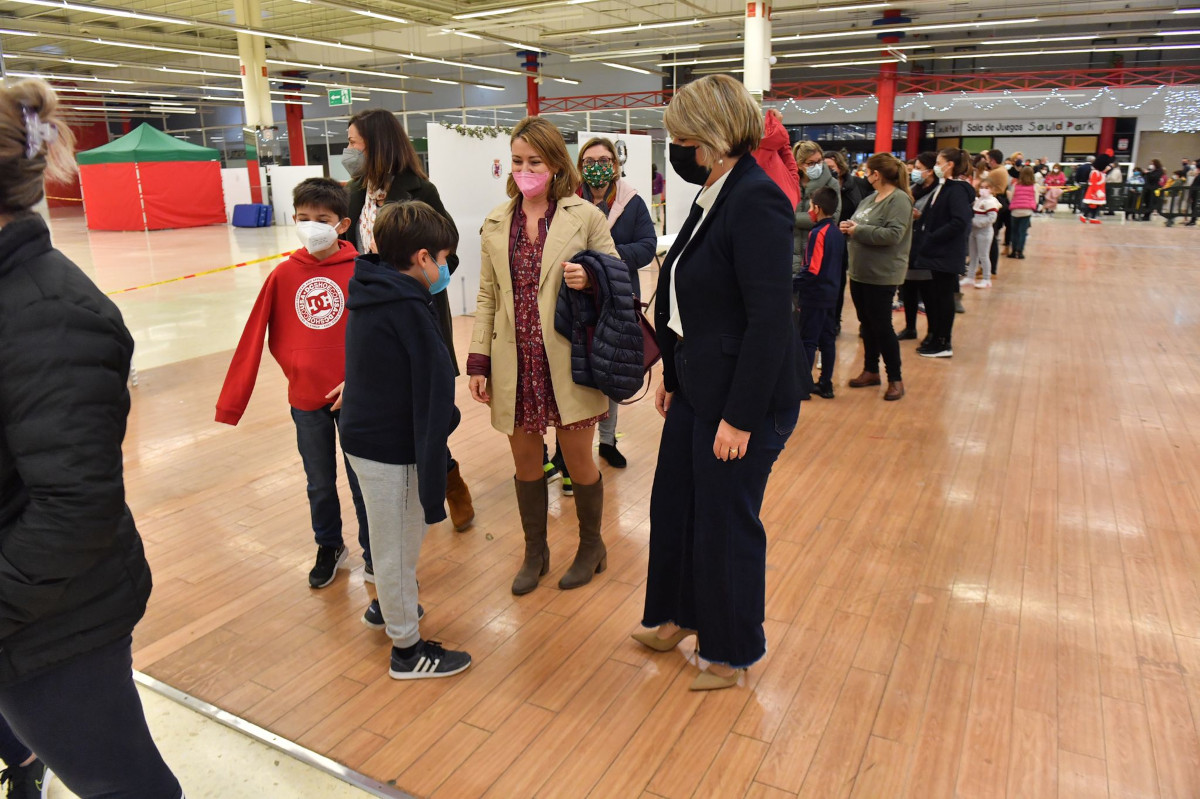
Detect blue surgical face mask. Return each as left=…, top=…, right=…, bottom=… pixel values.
left=911, top=168, right=923, bottom=184
left=424, top=254, right=451, bottom=295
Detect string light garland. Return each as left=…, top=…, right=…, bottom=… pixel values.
left=1162, top=87, right=1200, bottom=132
left=774, top=85, right=1168, bottom=114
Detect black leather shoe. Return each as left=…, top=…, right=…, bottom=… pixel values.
left=598, top=443, right=627, bottom=469
left=896, top=328, right=918, bottom=341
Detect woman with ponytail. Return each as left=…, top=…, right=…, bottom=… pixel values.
left=913, top=147, right=975, bottom=359
left=840, top=153, right=913, bottom=401
left=0, top=78, right=183, bottom=798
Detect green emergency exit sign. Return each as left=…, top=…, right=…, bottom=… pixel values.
left=328, top=88, right=351, bottom=106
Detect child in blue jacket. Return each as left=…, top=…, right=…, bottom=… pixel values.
left=794, top=186, right=846, bottom=399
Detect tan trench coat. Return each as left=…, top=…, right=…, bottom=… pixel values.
left=470, top=194, right=619, bottom=435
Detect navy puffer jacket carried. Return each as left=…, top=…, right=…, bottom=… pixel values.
left=555, top=250, right=645, bottom=401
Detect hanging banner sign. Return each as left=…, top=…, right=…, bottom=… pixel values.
left=933, top=120, right=963, bottom=136
left=959, top=118, right=1102, bottom=136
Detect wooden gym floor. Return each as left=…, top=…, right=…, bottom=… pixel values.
left=115, top=215, right=1200, bottom=798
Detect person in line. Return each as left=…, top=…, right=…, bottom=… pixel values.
left=795, top=187, right=845, bottom=399
left=340, top=201, right=471, bottom=680
left=1043, top=164, right=1067, bottom=213
left=985, top=149, right=1010, bottom=273
left=468, top=117, right=618, bottom=596
left=576, top=136, right=657, bottom=469
left=651, top=163, right=665, bottom=227
left=0, top=77, right=183, bottom=799
left=1081, top=154, right=1112, bottom=224
left=793, top=140, right=841, bottom=276
left=825, top=150, right=871, bottom=336
left=341, top=108, right=475, bottom=537
left=1008, top=166, right=1039, bottom=256
left=1072, top=155, right=1094, bottom=216
left=841, top=153, right=913, bottom=400
left=897, top=151, right=939, bottom=343
left=752, top=108, right=800, bottom=209
left=217, top=178, right=367, bottom=590
left=635, top=75, right=799, bottom=691
left=914, top=147, right=975, bottom=358
left=967, top=179, right=1000, bottom=289
left=1139, top=158, right=1165, bottom=221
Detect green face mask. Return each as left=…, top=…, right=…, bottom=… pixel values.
left=583, top=162, right=616, bottom=189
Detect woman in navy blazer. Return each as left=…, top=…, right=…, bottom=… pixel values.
left=913, top=147, right=975, bottom=358
left=634, top=75, right=800, bottom=691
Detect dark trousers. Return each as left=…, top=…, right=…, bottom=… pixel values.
left=990, top=197, right=1010, bottom=274
left=291, top=405, right=369, bottom=557
left=850, top=280, right=902, bottom=382
left=0, top=637, right=182, bottom=799
left=1083, top=203, right=1102, bottom=220
left=924, top=270, right=960, bottom=345
left=643, top=380, right=796, bottom=668
left=1010, top=215, right=1031, bottom=253
left=835, top=248, right=849, bottom=326
left=797, top=305, right=836, bottom=383
left=0, top=714, right=30, bottom=767
left=1140, top=186, right=1159, bottom=219
left=900, top=279, right=929, bottom=334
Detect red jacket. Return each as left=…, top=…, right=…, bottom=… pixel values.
left=216, top=240, right=358, bottom=424
left=753, top=112, right=800, bottom=209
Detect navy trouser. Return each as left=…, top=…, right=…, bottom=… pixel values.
left=642, top=353, right=797, bottom=668
left=1010, top=215, right=1031, bottom=252
left=850, top=281, right=902, bottom=382
left=0, top=713, right=30, bottom=767
left=0, top=636, right=182, bottom=798
left=291, top=405, right=369, bottom=558
left=796, top=305, right=836, bottom=384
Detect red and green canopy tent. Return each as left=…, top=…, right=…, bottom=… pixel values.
left=77, top=123, right=227, bottom=231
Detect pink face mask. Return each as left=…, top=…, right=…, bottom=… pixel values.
left=512, top=170, right=551, bottom=199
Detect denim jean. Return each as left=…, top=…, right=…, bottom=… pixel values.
left=1010, top=215, right=1031, bottom=253
left=290, top=405, right=369, bottom=558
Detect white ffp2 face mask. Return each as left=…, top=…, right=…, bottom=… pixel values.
left=295, top=221, right=339, bottom=254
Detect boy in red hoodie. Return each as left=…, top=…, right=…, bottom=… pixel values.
left=216, top=177, right=369, bottom=590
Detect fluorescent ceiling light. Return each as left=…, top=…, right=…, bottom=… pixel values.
left=0, top=28, right=37, bottom=36
left=236, top=28, right=372, bottom=53
left=266, top=59, right=411, bottom=81
left=660, top=55, right=742, bottom=66
left=505, top=41, right=540, bottom=50
left=1173, top=8, right=1200, bottom=13
left=555, top=76, right=581, bottom=85
left=454, top=6, right=520, bottom=19
left=816, top=1, right=890, bottom=9
left=602, top=61, right=653, bottom=74
left=1, top=52, right=119, bottom=67
left=812, top=56, right=899, bottom=67
left=589, top=19, right=701, bottom=35
left=453, top=0, right=596, bottom=18
left=447, top=29, right=484, bottom=40
left=425, top=78, right=459, bottom=85
left=9, top=70, right=135, bottom=84
left=89, top=38, right=239, bottom=60
left=269, top=90, right=322, bottom=97
left=943, top=42, right=1200, bottom=59
left=575, top=43, right=701, bottom=60
left=160, top=67, right=238, bottom=78
left=476, top=84, right=506, bottom=90
left=150, top=107, right=197, bottom=114
left=346, top=8, right=408, bottom=23
left=5, top=0, right=193, bottom=25
left=773, top=16, right=1038, bottom=43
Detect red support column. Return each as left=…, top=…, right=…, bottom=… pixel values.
left=1098, top=116, right=1116, bottom=155
left=905, top=121, right=921, bottom=160
left=523, top=51, right=540, bottom=117
left=285, top=102, right=306, bottom=166
left=872, top=8, right=907, bottom=155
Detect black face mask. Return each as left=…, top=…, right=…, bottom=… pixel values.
left=669, top=143, right=710, bottom=186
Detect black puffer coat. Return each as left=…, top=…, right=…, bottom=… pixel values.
left=0, top=213, right=153, bottom=685
left=554, top=249, right=645, bottom=402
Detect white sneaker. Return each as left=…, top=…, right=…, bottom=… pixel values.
left=960, top=277, right=973, bottom=287
left=974, top=279, right=991, bottom=289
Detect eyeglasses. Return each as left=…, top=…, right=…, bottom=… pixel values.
left=582, top=157, right=614, bottom=167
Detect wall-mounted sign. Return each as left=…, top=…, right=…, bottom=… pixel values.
left=934, top=120, right=963, bottom=137
left=960, top=118, right=1102, bottom=136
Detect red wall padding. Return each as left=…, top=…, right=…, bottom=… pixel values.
left=139, top=161, right=227, bottom=230
left=79, top=163, right=145, bottom=231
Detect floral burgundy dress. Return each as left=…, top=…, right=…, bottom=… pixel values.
left=511, top=203, right=606, bottom=435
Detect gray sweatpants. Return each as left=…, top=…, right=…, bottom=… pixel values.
left=345, top=455, right=426, bottom=649
left=968, top=226, right=993, bottom=281
left=598, top=398, right=619, bottom=446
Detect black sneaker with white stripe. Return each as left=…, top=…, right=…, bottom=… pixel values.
left=389, top=640, right=471, bottom=680
left=362, top=599, right=424, bottom=630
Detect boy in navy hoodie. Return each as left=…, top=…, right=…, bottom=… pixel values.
left=794, top=186, right=845, bottom=399
left=339, top=201, right=471, bottom=680
left=216, top=178, right=369, bottom=590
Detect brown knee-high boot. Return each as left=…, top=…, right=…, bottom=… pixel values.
left=559, top=475, right=606, bottom=590
left=512, top=477, right=549, bottom=595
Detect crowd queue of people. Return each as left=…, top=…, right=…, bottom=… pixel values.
left=2, top=69, right=1196, bottom=796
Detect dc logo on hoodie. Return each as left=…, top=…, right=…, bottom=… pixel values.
left=295, top=277, right=345, bottom=330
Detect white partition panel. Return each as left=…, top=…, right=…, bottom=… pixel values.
left=426, top=123, right=513, bottom=316
left=220, top=168, right=252, bottom=223
left=576, top=132, right=654, bottom=209
left=268, top=165, right=326, bottom=226
left=664, top=155, right=701, bottom=237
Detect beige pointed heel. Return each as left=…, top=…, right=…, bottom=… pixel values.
left=630, top=627, right=697, bottom=652
left=690, top=668, right=744, bottom=692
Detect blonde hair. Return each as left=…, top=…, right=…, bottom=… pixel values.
left=793, top=140, right=822, bottom=166
left=507, top=116, right=580, bottom=202
left=1, top=78, right=76, bottom=213
left=663, top=75, right=764, bottom=166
